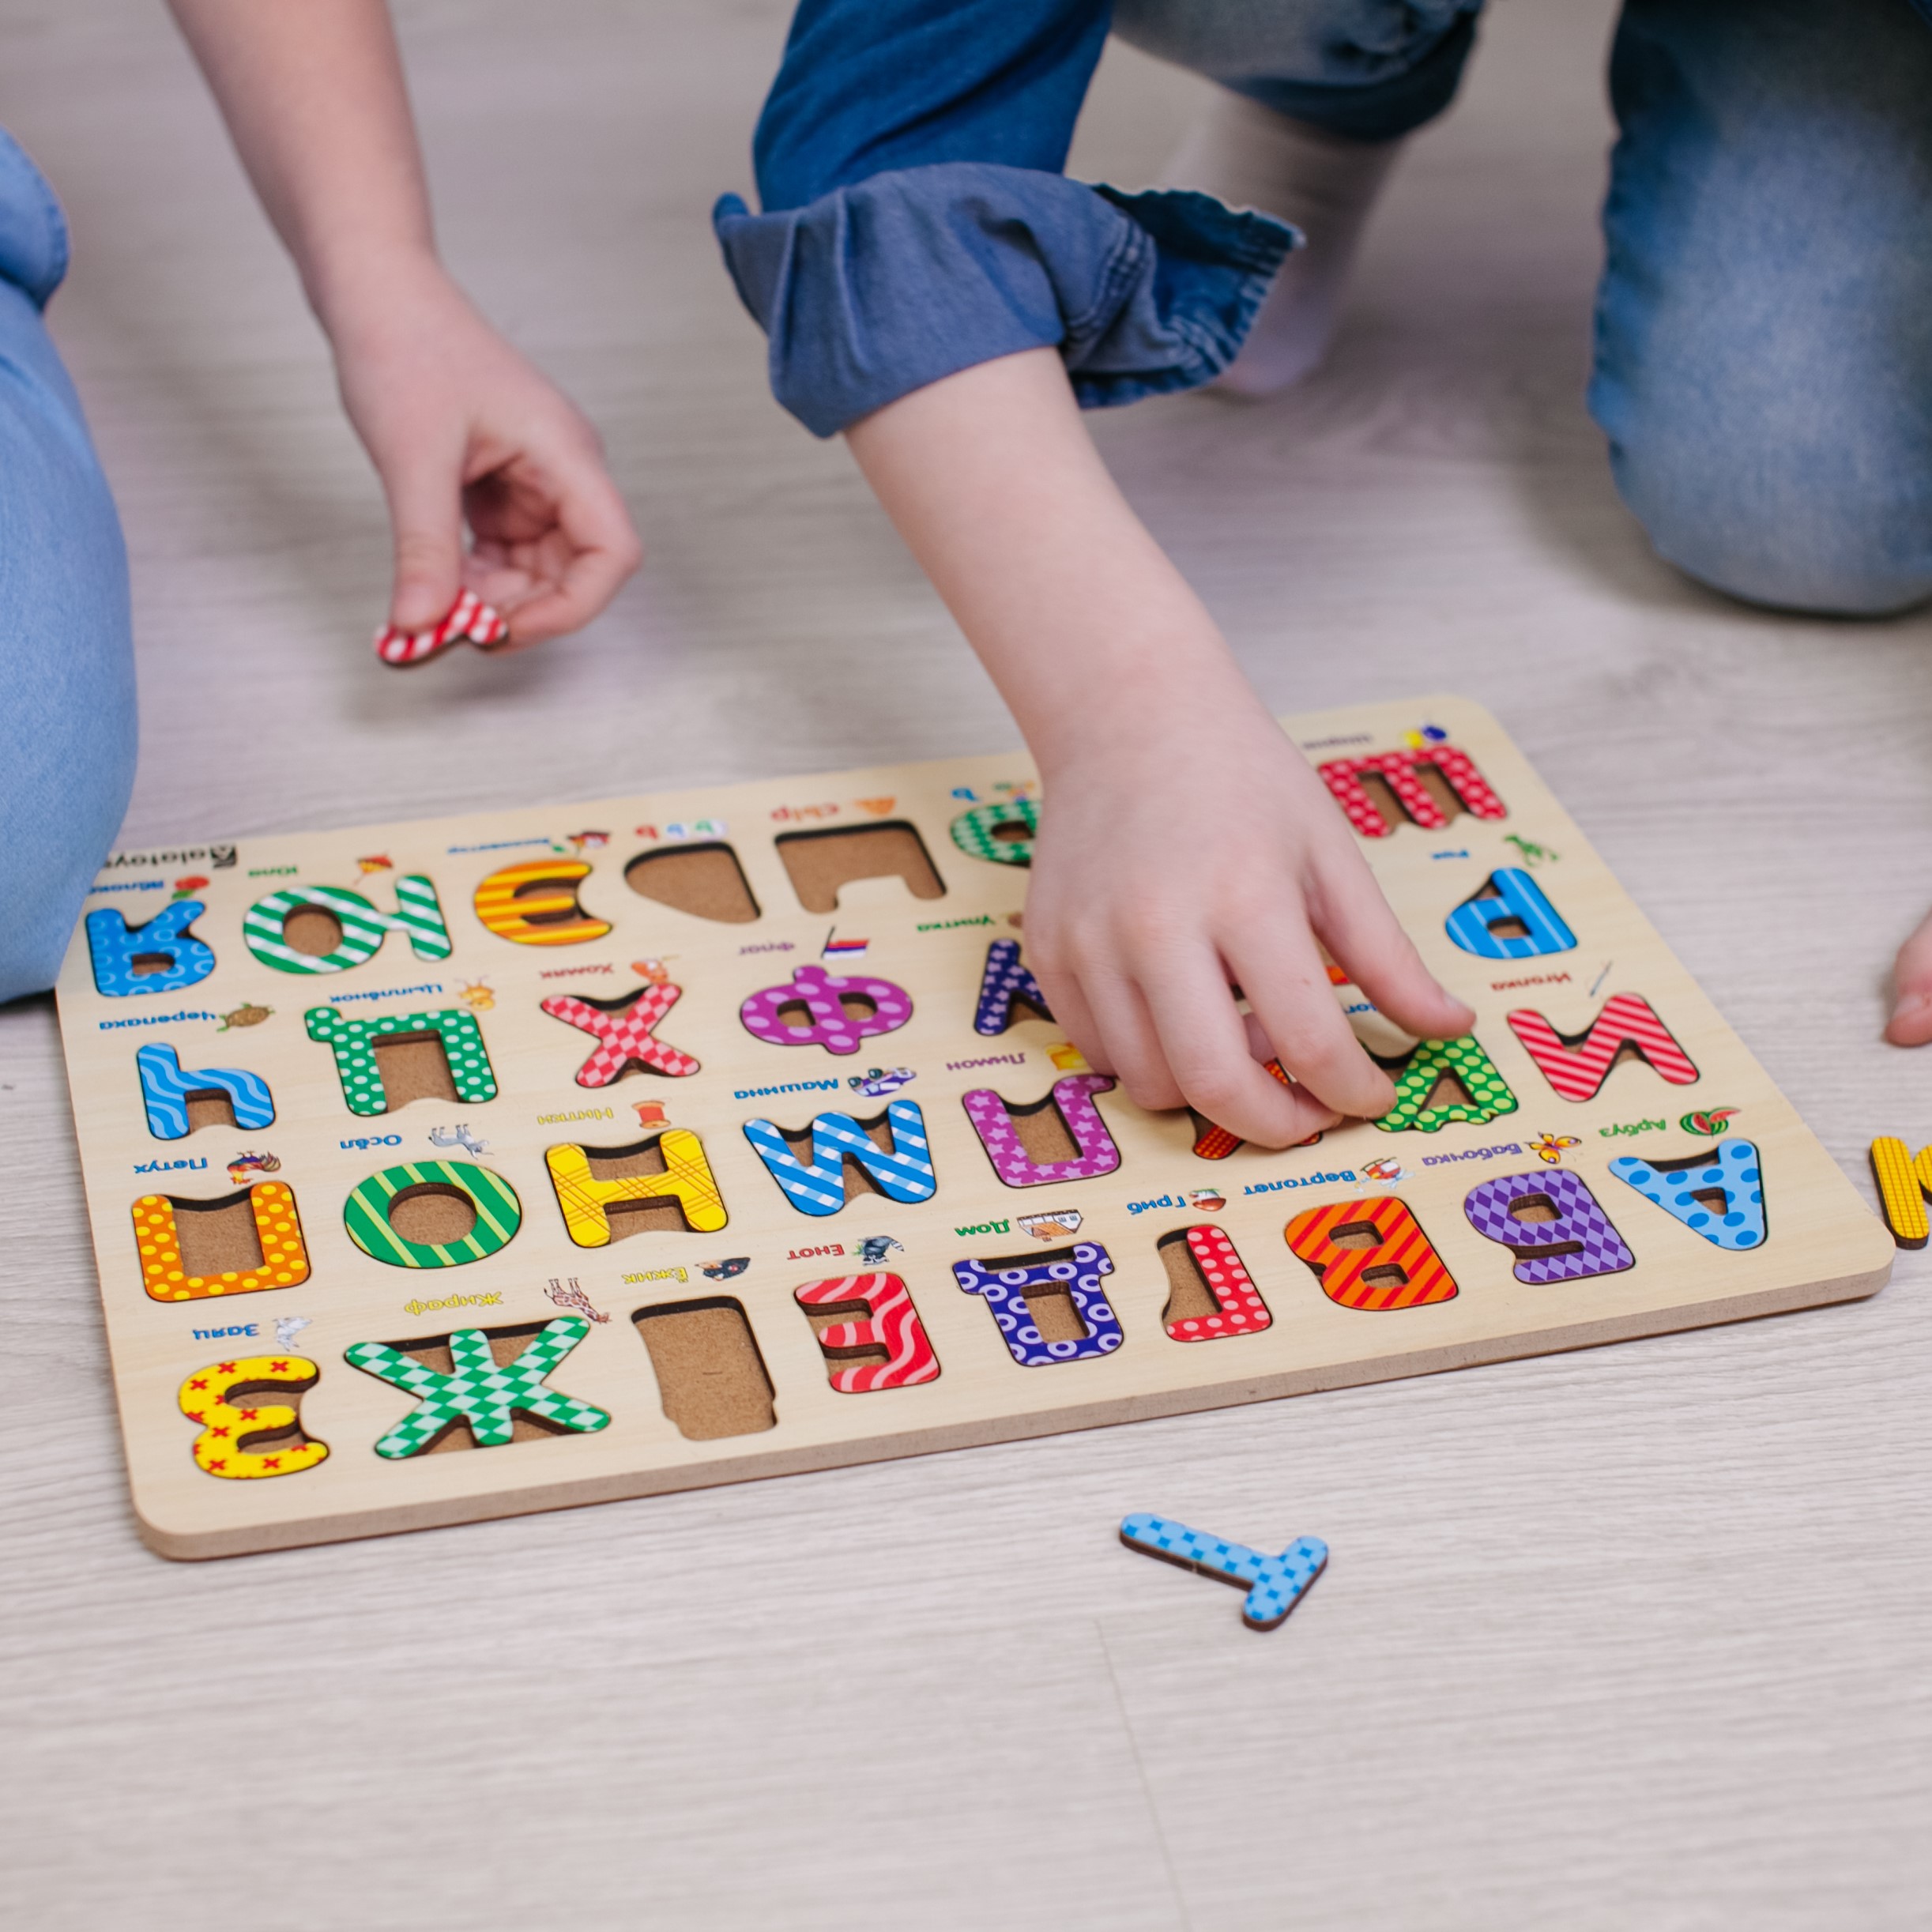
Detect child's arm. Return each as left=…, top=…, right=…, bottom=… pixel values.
left=847, top=348, right=1474, bottom=1146
left=167, top=0, right=638, bottom=642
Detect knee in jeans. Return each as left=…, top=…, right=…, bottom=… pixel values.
left=1113, top=0, right=1478, bottom=92
left=1608, top=407, right=1932, bottom=620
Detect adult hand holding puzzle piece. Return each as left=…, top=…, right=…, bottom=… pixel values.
left=847, top=347, right=1476, bottom=1149
left=168, top=0, right=640, bottom=650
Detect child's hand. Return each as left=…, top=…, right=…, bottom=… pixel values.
left=164, top=1, right=640, bottom=646
left=328, top=259, right=640, bottom=648
left=842, top=345, right=1471, bottom=1147
left=1026, top=691, right=1475, bottom=1149
left=1886, top=907, right=1932, bottom=1045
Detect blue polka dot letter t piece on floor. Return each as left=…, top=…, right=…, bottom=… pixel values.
left=1119, top=1513, right=1328, bottom=1630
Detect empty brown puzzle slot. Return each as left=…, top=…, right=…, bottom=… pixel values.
left=1157, top=1230, right=1221, bottom=1328
left=171, top=1189, right=266, bottom=1278
left=1328, top=1222, right=1385, bottom=1251
left=1508, top=1195, right=1563, bottom=1225
left=386, top=1183, right=479, bottom=1247
left=370, top=1033, right=459, bottom=1109
left=183, top=1092, right=238, bottom=1133
left=279, top=906, right=345, bottom=957
left=633, top=1297, right=776, bottom=1439
left=1004, top=1092, right=1083, bottom=1166
left=775, top=823, right=945, bottom=914
left=1419, top=1069, right=1477, bottom=1114
left=398, top=1326, right=579, bottom=1453
left=130, top=953, right=178, bottom=976
left=1013, top=1282, right=1088, bottom=1344
left=624, top=843, right=760, bottom=923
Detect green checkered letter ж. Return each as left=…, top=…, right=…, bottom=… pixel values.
left=346, top=1317, right=611, bottom=1458
left=305, top=1006, right=497, bottom=1116
left=244, top=876, right=453, bottom=974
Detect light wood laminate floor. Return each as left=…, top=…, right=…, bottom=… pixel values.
left=2, top=2, right=1929, bottom=1926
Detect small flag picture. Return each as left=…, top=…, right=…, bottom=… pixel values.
left=822, top=931, right=869, bottom=958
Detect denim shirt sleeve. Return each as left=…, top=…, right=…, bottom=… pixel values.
left=714, top=167, right=1295, bottom=436
left=713, top=0, right=1296, bottom=437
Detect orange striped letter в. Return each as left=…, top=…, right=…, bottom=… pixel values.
left=1284, top=1196, right=1458, bottom=1311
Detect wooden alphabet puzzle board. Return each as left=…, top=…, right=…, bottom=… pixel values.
left=55, top=696, right=1892, bottom=1557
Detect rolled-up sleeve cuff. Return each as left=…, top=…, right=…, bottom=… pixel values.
left=714, top=162, right=1297, bottom=437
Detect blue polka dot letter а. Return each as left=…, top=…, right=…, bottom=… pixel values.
left=345, top=1317, right=610, bottom=1459
left=243, top=876, right=452, bottom=974
left=136, top=1043, right=275, bottom=1140
left=1119, top=1515, right=1328, bottom=1631
left=85, top=902, right=217, bottom=998
left=974, top=938, right=1052, bottom=1036
left=304, top=1005, right=496, bottom=1116
left=742, top=1099, right=937, bottom=1218
left=953, top=1241, right=1124, bottom=1365
left=1445, top=868, right=1576, bottom=960
left=1608, top=1139, right=1766, bottom=1251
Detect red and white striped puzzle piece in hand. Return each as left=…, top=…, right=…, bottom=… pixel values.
left=373, top=589, right=508, bottom=668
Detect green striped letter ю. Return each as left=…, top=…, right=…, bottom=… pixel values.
left=344, top=1160, right=523, bottom=1268
left=244, top=876, right=452, bottom=974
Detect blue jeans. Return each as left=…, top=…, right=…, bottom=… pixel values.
left=0, top=129, right=135, bottom=1004
left=717, top=0, right=1932, bottom=615
left=1592, top=0, right=1932, bottom=615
